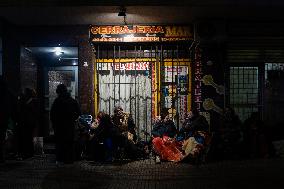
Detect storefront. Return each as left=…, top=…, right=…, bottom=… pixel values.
left=226, top=21, right=284, bottom=130
left=1, top=21, right=227, bottom=137
left=90, top=25, right=193, bottom=139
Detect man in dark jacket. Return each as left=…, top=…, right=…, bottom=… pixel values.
left=177, top=108, right=209, bottom=141
left=17, top=88, right=39, bottom=159
left=151, top=110, right=177, bottom=138
left=0, top=77, right=16, bottom=163
left=50, top=84, right=81, bottom=165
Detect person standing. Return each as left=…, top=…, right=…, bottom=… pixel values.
left=0, top=77, right=16, bottom=163
left=50, top=84, right=80, bottom=165
left=17, top=88, right=39, bottom=159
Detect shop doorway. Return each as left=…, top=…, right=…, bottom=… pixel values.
left=94, top=45, right=191, bottom=140
left=45, top=66, right=78, bottom=114
left=264, top=63, right=284, bottom=128
left=20, top=46, right=78, bottom=135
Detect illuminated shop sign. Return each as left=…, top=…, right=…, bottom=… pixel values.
left=90, top=25, right=193, bottom=42
left=97, top=62, right=149, bottom=71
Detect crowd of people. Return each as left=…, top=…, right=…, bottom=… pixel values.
left=62, top=103, right=275, bottom=164
left=0, top=79, right=276, bottom=165
left=71, top=107, right=211, bottom=164
left=151, top=108, right=210, bottom=163
left=0, top=77, right=43, bottom=163
left=212, top=107, right=274, bottom=160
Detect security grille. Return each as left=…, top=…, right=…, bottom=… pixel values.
left=229, top=67, right=259, bottom=121
left=95, top=44, right=191, bottom=141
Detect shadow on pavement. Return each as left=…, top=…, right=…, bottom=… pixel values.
left=41, top=165, right=112, bottom=189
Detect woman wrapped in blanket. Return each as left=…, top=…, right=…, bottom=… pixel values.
left=177, top=109, right=209, bottom=142
left=151, top=109, right=183, bottom=163
left=179, top=109, right=210, bottom=159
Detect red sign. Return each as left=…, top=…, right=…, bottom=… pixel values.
left=97, top=62, right=150, bottom=71
left=114, top=62, right=149, bottom=71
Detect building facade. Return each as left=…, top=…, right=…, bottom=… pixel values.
left=1, top=5, right=284, bottom=138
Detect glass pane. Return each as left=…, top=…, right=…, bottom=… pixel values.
left=48, top=70, right=76, bottom=109
left=230, top=66, right=259, bottom=121
left=264, top=63, right=284, bottom=126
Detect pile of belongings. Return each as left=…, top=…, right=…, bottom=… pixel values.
left=77, top=114, right=93, bottom=140
left=152, top=131, right=211, bottom=162
left=152, top=113, right=211, bottom=163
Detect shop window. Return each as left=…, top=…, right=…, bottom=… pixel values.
left=95, top=45, right=191, bottom=140
left=230, top=67, right=259, bottom=121
left=264, top=63, right=284, bottom=126
left=47, top=68, right=78, bottom=110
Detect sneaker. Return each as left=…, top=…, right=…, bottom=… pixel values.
left=155, top=156, right=161, bottom=164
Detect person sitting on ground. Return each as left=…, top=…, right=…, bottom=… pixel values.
left=111, top=106, right=138, bottom=160
left=151, top=110, right=177, bottom=139
left=179, top=109, right=210, bottom=161
left=112, top=106, right=137, bottom=142
left=221, top=107, right=242, bottom=159
left=90, top=113, right=115, bottom=162
left=243, top=112, right=270, bottom=158
left=177, top=108, right=209, bottom=142
left=151, top=109, right=182, bottom=162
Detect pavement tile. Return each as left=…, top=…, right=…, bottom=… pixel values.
left=0, top=155, right=284, bottom=189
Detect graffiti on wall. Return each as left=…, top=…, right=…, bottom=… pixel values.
left=203, top=98, right=223, bottom=114
left=202, top=74, right=224, bottom=95
left=194, top=47, right=202, bottom=111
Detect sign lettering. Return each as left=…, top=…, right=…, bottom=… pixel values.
left=194, top=47, right=203, bottom=111
left=90, top=25, right=193, bottom=43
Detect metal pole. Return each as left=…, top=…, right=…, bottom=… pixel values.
left=134, top=45, right=137, bottom=138
left=119, top=45, right=121, bottom=109
left=159, top=45, right=162, bottom=116
left=171, top=48, right=174, bottom=122
left=97, top=45, right=101, bottom=115
left=113, top=45, right=116, bottom=111
left=176, top=45, right=180, bottom=130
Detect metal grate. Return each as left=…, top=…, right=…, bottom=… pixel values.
left=95, top=44, right=191, bottom=141
left=229, top=67, right=259, bottom=121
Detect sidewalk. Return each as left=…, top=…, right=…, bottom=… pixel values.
left=0, top=154, right=284, bottom=189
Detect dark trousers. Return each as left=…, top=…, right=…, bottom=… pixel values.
left=18, top=124, right=34, bottom=159
left=55, top=139, right=74, bottom=163
left=0, top=130, right=6, bottom=161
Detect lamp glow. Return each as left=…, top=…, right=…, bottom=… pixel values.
left=54, top=47, right=63, bottom=56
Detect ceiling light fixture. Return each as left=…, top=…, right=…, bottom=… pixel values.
left=118, top=6, right=126, bottom=17
left=118, top=6, right=127, bottom=25
left=54, top=47, right=63, bottom=56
